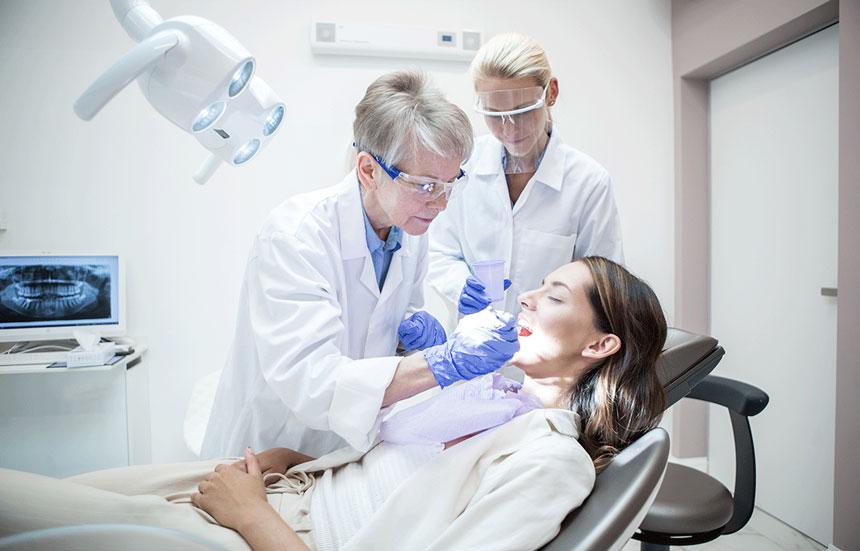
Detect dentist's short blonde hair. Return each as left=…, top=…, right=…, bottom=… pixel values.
left=353, top=70, right=473, bottom=166
left=470, top=33, right=552, bottom=88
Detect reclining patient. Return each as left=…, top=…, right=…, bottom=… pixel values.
left=0, top=256, right=667, bottom=551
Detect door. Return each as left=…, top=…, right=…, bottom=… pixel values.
left=709, top=25, right=838, bottom=545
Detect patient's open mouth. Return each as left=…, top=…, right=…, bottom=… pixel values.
left=517, top=315, right=533, bottom=337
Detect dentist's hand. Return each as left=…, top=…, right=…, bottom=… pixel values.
left=398, top=311, right=447, bottom=351
left=423, top=309, right=520, bottom=388
left=458, top=275, right=512, bottom=315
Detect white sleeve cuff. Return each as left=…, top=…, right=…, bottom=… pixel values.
left=329, top=356, right=401, bottom=451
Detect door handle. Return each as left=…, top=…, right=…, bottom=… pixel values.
left=821, top=287, right=838, bottom=297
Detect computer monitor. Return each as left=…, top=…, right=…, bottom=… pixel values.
left=0, top=254, right=125, bottom=343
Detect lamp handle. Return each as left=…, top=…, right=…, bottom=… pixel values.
left=194, top=154, right=222, bottom=185
left=73, top=29, right=180, bottom=121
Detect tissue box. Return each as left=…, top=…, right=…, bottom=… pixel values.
left=67, top=343, right=117, bottom=368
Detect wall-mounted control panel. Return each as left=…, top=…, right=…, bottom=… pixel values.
left=311, top=22, right=482, bottom=61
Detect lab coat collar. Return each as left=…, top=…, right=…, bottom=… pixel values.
left=473, top=135, right=506, bottom=176
left=472, top=127, right=566, bottom=192
left=337, top=172, right=412, bottom=261
left=338, top=173, right=369, bottom=260
left=531, top=127, right=565, bottom=191
left=362, top=207, right=403, bottom=257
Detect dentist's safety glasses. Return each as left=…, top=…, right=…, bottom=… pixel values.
left=372, top=154, right=465, bottom=202
left=474, top=85, right=552, bottom=174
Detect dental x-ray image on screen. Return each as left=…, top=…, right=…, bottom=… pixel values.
left=0, top=256, right=120, bottom=329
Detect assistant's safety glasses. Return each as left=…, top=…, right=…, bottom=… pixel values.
left=474, top=84, right=549, bottom=123
left=372, top=154, right=465, bottom=201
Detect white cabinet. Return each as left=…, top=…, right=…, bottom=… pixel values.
left=0, top=347, right=150, bottom=478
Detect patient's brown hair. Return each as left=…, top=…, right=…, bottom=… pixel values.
left=569, top=257, right=667, bottom=472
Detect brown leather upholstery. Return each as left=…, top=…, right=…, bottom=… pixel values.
left=639, top=463, right=734, bottom=534
left=656, top=329, right=718, bottom=387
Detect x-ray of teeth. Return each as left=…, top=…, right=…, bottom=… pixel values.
left=0, top=265, right=111, bottom=322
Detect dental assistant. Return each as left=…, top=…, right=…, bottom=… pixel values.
left=202, top=71, right=518, bottom=459
left=429, top=33, right=625, bottom=317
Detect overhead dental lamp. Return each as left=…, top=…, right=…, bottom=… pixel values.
left=73, top=0, right=286, bottom=184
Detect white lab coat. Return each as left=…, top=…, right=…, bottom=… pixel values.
left=429, top=129, right=624, bottom=314
left=201, top=173, right=427, bottom=459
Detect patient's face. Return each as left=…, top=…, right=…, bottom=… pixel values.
left=511, top=261, right=599, bottom=378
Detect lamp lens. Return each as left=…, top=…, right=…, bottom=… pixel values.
left=229, top=61, right=254, bottom=97
left=233, top=139, right=261, bottom=165
left=192, top=101, right=225, bottom=133
left=263, top=105, right=285, bottom=136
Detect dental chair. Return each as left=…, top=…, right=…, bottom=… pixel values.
left=0, top=524, right=227, bottom=550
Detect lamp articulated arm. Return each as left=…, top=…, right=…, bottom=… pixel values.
left=110, top=0, right=162, bottom=42
left=73, top=30, right=180, bottom=121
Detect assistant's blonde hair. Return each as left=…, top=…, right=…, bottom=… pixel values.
left=469, top=33, right=552, bottom=87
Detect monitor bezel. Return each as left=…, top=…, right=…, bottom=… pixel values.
left=0, top=252, right=126, bottom=343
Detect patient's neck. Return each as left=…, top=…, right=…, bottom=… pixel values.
left=522, top=374, right=577, bottom=409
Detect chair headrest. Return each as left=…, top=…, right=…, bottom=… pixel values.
left=656, top=328, right=718, bottom=386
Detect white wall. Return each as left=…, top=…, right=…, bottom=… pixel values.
left=0, top=0, right=674, bottom=462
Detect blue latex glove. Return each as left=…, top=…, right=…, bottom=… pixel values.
left=423, top=310, right=520, bottom=388
left=398, top=311, right=447, bottom=352
left=458, top=275, right=513, bottom=315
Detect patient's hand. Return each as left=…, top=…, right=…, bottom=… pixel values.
left=193, top=448, right=269, bottom=531
left=231, top=447, right=315, bottom=485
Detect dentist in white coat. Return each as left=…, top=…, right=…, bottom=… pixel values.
left=202, top=71, right=519, bottom=459
left=429, top=33, right=624, bottom=318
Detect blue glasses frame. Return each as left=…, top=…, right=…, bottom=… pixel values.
left=371, top=154, right=465, bottom=192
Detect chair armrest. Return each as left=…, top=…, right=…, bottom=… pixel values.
left=689, top=374, right=769, bottom=535
left=687, top=375, right=769, bottom=416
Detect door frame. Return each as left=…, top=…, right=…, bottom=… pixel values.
left=670, top=0, right=860, bottom=547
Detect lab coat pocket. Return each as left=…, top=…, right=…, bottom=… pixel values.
left=515, top=227, right=577, bottom=285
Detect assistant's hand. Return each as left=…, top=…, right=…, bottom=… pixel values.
left=398, top=311, right=447, bottom=351
left=423, top=309, right=520, bottom=388
left=458, top=275, right=512, bottom=315
left=193, top=448, right=270, bottom=531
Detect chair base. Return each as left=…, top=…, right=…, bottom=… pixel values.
left=633, top=526, right=725, bottom=548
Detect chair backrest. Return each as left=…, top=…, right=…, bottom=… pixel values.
left=657, top=328, right=724, bottom=408
left=0, top=524, right=227, bottom=551
left=540, top=427, right=670, bottom=551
